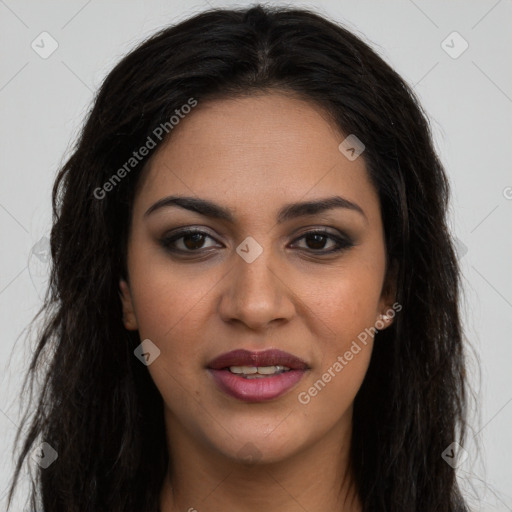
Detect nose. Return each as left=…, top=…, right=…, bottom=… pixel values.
left=217, top=247, right=296, bottom=331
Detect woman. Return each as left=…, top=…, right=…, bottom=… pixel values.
left=7, top=4, right=469, bottom=511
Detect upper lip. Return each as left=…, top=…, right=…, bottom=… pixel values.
left=207, top=349, right=309, bottom=370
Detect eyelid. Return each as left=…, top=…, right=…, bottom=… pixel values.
left=161, top=225, right=349, bottom=242
left=160, top=225, right=354, bottom=255
left=289, top=228, right=354, bottom=250
left=161, top=227, right=222, bottom=248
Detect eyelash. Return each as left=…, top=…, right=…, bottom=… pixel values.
left=160, top=228, right=354, bottom=256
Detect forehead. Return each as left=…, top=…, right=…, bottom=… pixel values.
left=133, top=92, right=380, bottom=225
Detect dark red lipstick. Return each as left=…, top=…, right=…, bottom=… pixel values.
left=207, top=349, right=309, bottom=402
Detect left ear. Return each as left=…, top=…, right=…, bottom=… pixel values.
left=376, top=257, right=399, bottom=328
left=119, top=278, right=138, bottom=331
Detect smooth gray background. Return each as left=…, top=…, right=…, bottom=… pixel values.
left=1, top=0, right=511, bottom=510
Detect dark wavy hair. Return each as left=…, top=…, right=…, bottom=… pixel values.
left=7, top=4, right=469, bottom=511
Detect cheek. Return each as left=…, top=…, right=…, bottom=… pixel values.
left=129, top=267, right=215, bottom=411
left=128, top=254, right=221, bottom=368
left=294, top=274, right=377, bottom=421
left=300, top=260, right=383, bottom=341
left=295, top=259, right=382, bottom=400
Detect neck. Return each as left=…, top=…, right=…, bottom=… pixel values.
left=159, top=409, right=362, bottom=512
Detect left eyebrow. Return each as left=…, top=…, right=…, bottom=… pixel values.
left=144, top=195, right=367, bottom=223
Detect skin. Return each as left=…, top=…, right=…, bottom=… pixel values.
left=119, top=91, right=397, bottom=511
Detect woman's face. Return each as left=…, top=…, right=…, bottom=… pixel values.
left=120, top=92, right=396, bottom=465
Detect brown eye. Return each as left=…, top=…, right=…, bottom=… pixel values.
left=304, top=233, right=329, bottom=250
left=182, top=232, right=207, bottom=250
left=291, top=230, right=354, bottom=254
left=160, top=229, right=220, bottom=253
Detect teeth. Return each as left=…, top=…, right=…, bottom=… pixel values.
left=229, top=365, right=291, bottom=377
left=229, top=366, right=258, bottom=374
left=256, top=365, right=289, bottom=375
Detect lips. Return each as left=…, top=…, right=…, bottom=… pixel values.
left=207, top=349, right=308, bottom=371
left=207, top=349, right=309, bottom=402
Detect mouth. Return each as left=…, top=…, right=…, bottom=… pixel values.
left=207, top=349, right=309, bottom=402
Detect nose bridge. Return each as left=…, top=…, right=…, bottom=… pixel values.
left=219, top=239, right=293, bottom=328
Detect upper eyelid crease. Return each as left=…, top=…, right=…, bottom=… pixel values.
left=144, top=195, right=368, bottom=224
left=161, top=228, right=354, bottom=254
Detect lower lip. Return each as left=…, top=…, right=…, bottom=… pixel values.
left=208, top=369, right=306, bottom=402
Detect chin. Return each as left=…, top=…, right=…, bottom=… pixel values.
left=206, top=419, right=307, bottom=466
